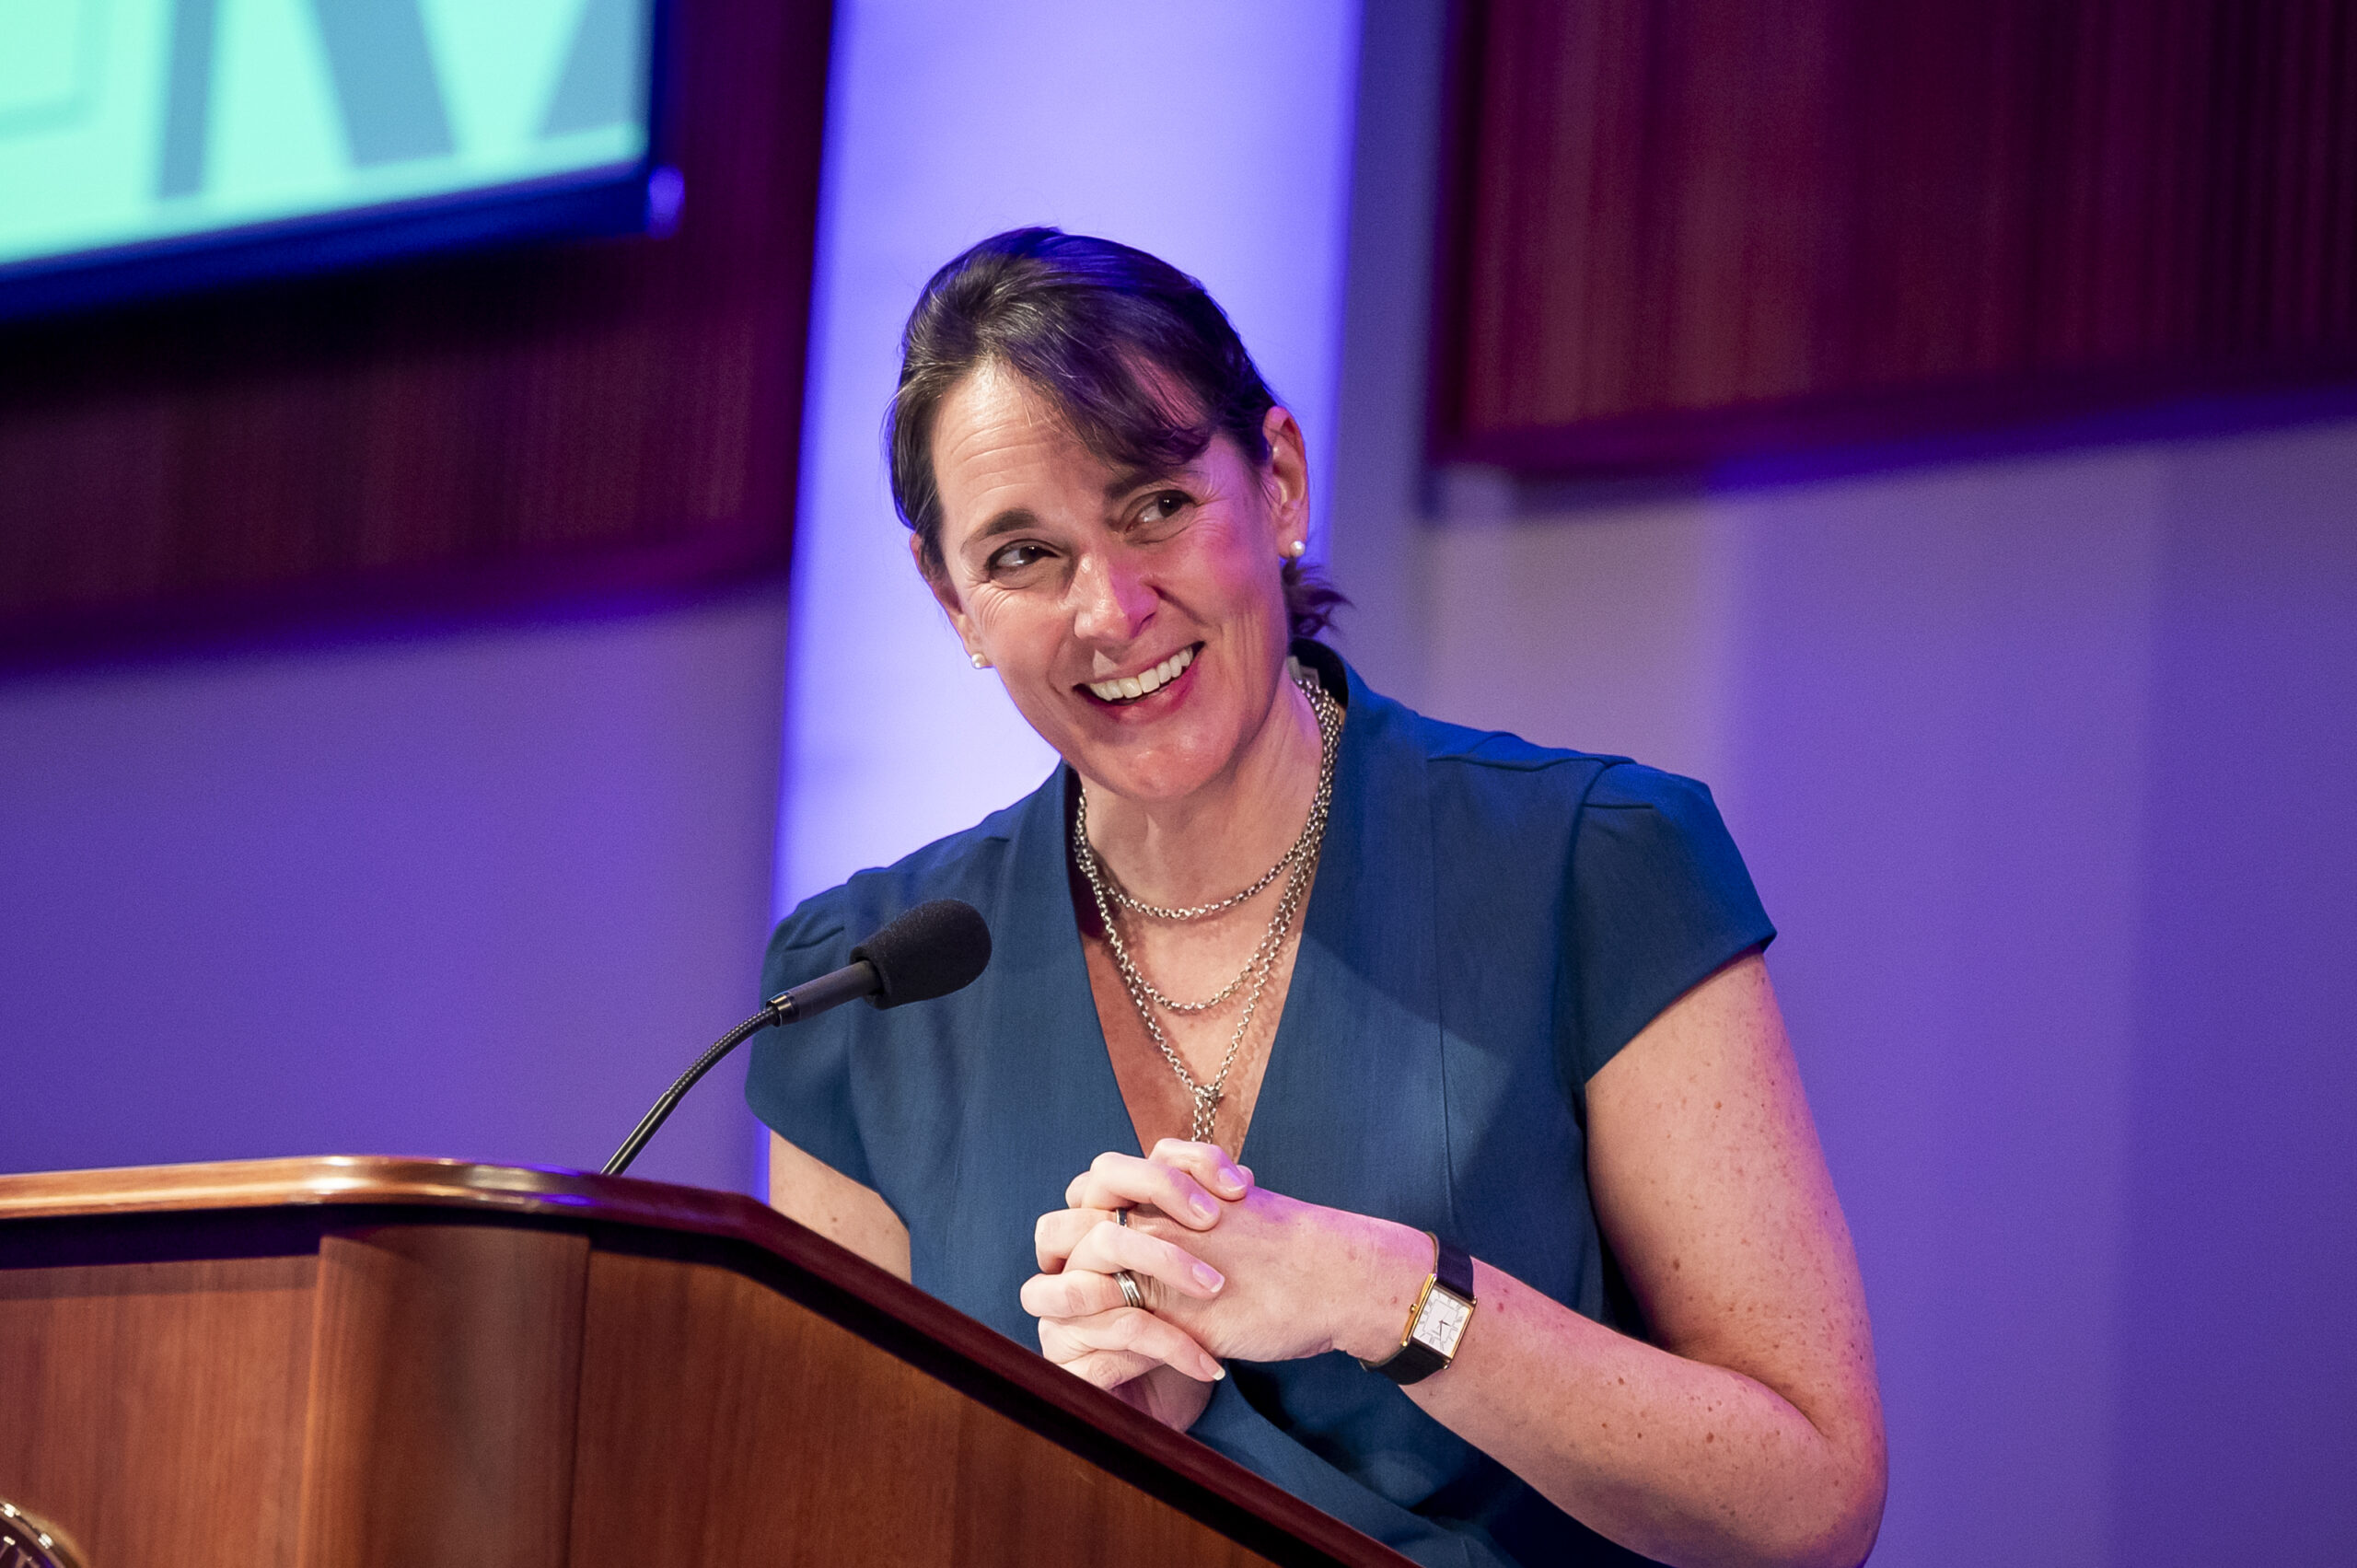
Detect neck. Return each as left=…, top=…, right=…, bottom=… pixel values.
left=1079, top=671, right=1328, bottom=911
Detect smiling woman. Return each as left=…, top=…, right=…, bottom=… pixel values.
left=746, top=229, right=1887, bottom=1568
left=916, top=357, right=1312, bottom=820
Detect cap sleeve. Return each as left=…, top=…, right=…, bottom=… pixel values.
left=743, top=892, right=878, bottom=1192
left=1563, top=762, right=1776, bottom=1086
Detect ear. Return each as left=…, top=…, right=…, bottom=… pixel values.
left=913, top=532, right=985, bottom=662
left=1260, top=405, right=1310, bottom=553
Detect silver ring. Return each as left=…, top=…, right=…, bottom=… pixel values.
left=1112, top=1211, right=1142, bottom=1308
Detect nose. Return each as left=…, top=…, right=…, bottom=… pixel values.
left=1070, top=545, right=1156, bottom=646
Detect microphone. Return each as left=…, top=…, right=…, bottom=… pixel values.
left=601, top=899, right=991, bottom=1177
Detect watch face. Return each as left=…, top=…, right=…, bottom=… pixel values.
left=1410, top=1288, right=1472, bottom=1359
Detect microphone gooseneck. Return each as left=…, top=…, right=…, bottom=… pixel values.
left=601, top=899, right=991, bottom=1177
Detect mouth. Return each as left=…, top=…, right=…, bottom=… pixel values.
left=1079, top=644, right=1200, bottom=706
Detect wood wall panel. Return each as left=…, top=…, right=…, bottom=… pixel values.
left=0, top=0, right=831, bottom=663
left=1436, top=0, right=2357, bottom=471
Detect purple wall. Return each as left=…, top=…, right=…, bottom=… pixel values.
left=1744, top=425, right=2357, bottom=1565
left=0, top=592, right=788, bottom=1194
left=1721, top=453, right=2161, bottom=1565
left=2107, top=435, right=2357, bottom=1563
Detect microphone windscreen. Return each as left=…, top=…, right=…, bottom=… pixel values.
left=850, top=899, right=993, bottom=1007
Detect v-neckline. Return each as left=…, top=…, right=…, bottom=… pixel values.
left=1037, top=648, right=1364, bottom=1174
left=909, top=647, right=1455, bottom=1342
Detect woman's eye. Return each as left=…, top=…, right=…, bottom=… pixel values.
left=1140, top=490, right=1191, bottom=526
left=989, top=542, right=1051, bottom=574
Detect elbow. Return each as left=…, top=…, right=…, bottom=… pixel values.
left=1775, top=1369, right=1888, bottom=1568
left=1777, top=1437, right=1887, bottom=1568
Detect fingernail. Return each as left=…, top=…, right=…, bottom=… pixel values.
left=1190, top=1197, right=1215, bottom=1223
left=1212, top=1364, right=1226, bottom=1380
left=1193, top=1261, right=1225, bottom=1291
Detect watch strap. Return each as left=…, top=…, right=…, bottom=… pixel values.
left=1361, top=1234, right=1477, bottom=1386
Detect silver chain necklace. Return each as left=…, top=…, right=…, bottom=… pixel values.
left=1073, top=671, right=1341, bottom=1144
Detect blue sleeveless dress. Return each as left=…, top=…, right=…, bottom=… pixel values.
left=746, top=645, right=1774, bottom=1567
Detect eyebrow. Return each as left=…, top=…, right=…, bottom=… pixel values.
left=969, top=507, right=1041, bottom=549
left=1101, top=466, right=1177, bottom=502
left=962, top=466, right=1194, bottom=555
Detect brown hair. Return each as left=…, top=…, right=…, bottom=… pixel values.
left=887, top=227, right=1344, bottom=638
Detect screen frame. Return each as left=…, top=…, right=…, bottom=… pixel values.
left=0, top=0, right=674, bottom=325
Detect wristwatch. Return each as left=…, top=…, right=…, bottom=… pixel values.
left=1360, top=1232, right=1477, bottom=1385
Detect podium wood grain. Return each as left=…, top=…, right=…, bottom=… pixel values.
left=0, top=1159, right=1404, bottom=1568
left=0, top=1253, right=315, bottom=1568
left=296, top=1226, right=589, bottom=1568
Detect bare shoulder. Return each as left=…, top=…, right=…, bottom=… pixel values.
left=1585, top=954, right=1887, bottom=1473
left=767, top=1130, right=913, bottom=1282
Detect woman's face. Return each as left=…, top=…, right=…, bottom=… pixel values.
left=923, top=363, right=1309, bottom=805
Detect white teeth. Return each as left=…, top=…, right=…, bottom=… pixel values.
left=1086, top=645, right=1197, bottom=703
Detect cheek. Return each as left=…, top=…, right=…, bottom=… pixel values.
left=1175, top=511, right=1277, bottom=599
left=1202, top=526, right=1289, bottom=622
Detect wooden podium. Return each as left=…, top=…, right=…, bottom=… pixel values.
left=0, top=1158, right=1411, bottom=1568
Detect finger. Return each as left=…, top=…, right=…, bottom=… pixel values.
left=1058, top=1348, right=1164, bottom=1391
left=1021, top=1266, right=1129, bottom=1319
left=1035, top=1214, right=1225, bottom=1297
left=1022, top=1257, right=1213, bottom=1319
left=1146, top=1138, right=1253, bottom=1200
left=1034, top=1206, right=1120, bottom=1272
left=1043, top=1306, right=1223, bottom=1383
left=1062, top=1152, right=1223, bottom=1229
left=1037, top=1317, right=1162, bottom=1388
left=1062, top=1217, right=1225, bottom=1299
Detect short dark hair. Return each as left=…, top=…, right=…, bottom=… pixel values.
left=887, top=227, right=1344, bottom=640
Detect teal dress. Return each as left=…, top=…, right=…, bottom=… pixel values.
left=746, top=644, right=1774, bottom=1568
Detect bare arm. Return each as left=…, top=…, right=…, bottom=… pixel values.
left=1390, top=953, right=1886, bottom=1566
left=1031, top=955, right=1886, bottom=1568
left=766, top=1129, right=912, bottom=1282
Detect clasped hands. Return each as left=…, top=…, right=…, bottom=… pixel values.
left=1022, top=1138, right=1422, bottom=1430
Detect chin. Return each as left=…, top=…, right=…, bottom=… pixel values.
left=1071, top=730, right=1230, bottom=802
left=1065, top=699, right=1247, bottom=799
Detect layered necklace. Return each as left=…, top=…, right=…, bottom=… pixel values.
left=1073, top=667, right=1342, bottom=1146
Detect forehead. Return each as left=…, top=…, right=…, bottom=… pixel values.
left=929, top=366, right=1154, bottom=547
left=931, top=366, right=1099, bottom=494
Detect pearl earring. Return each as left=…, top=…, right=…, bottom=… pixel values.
left=970, top=652, right=990, bottom=669
left=1285, top=539, right=1307, bottom=559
